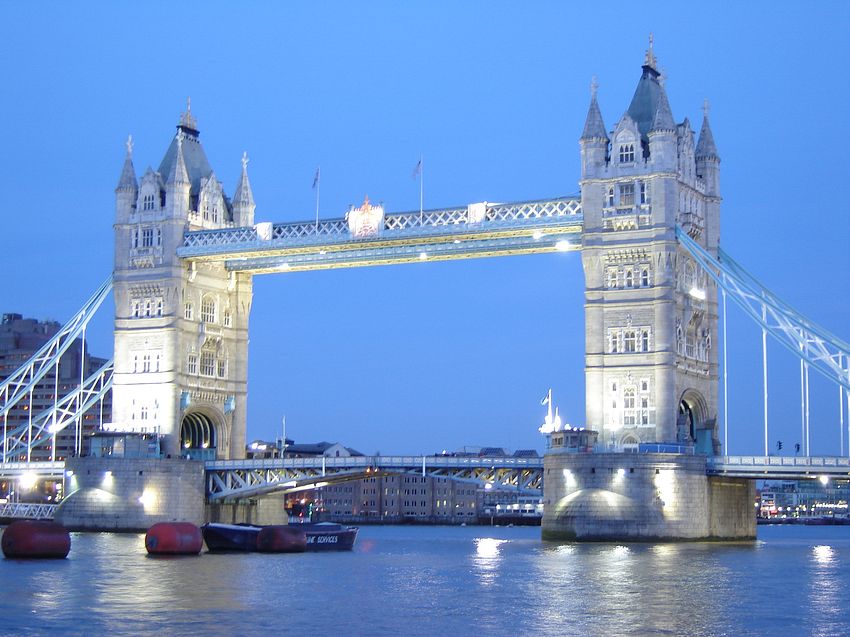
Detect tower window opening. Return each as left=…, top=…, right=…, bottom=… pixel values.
left=625, top=270, right=634, bottom=288
left=623, top=389, right=636, bottom=425
left=619, top=144, right=635, bottom=163
left=624, top=331, right=636, bottom=353
left=641, top=330, right=649, bottom=352
left=201, top=350, right=215, bottom=377
left=641, top=268, right=650, bottom=287
left=187, top=353, right=198, bottom=375
left=141, top=228, right=154, bottom=248
left=607, top=187, right=615, bottom=207
left=223, top=309, right=232, bottom=327
left=201, top=297, right=216, bottom=324
left=184, top=302, right=193, bottom=321
left=619, top=183, right=635, bottom=206
left=142, top=194, right=155, bottom=211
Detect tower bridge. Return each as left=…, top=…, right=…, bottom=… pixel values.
left=1, top=41, right=849, bottom=538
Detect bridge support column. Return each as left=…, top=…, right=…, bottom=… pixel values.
left=541, top=452, right=755, bottom=541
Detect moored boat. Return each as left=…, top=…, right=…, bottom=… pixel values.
left=201, top=521, right=357, bottom=552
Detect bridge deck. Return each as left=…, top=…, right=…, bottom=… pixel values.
left=706, top=455, right=850, bottom=479
left=177, top=197, right=582, bottom=273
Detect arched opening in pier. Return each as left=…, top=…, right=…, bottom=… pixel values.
left=180, top=412, right=217, bottom=460
left=678, top=389, right=712, bottom=452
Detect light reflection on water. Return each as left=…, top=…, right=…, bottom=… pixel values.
left=0, top=525, right=849, bottom=637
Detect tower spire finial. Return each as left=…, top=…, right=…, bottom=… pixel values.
left=241, top=151, right=249, bottom=170
left=125, top=134, right=133, bottom=157
left=178, top=97, right=198, bottom=133
left=590, top=75, right=599, bottom=99
left=703, top=98, right=710, bottom=118
left=644, top=32, right=657, bottom=69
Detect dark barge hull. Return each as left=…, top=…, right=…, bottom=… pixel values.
left=201, top=522, right=357, bottom=552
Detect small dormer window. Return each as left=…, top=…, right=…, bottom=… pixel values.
left=619, top=144, right=635, bottom=163
left=143, top=194, right=156, bottom=211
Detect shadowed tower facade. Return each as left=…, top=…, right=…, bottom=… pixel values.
left=111, top=105, right=255, bottom=459
left=580, top=40, right=722, bottom=453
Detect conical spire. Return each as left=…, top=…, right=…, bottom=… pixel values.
left=178, top=97, right=199, bottom=137
left=627, top=37, right=675, bottom=139
left=116, top=135, right=138, bottom=192
left=650, top=86, right=676, bottom=132
left=696, top=99, right=719, bottom=160
left=581, top=77, right=609, bottom=141
left=167, top=131, right=190, bottom=185
left=232, top=152, right=255, bottom=209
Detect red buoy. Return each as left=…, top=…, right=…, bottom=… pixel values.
left=145, top=522, right=203, bottom=555
left=2, top=520, right=71, bottom=559
left=256, top=525, right=307, bottom=553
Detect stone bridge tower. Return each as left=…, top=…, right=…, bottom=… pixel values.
left=580, top=42, right=722, bottom=453
left=111, top=105, right=254, bottom=459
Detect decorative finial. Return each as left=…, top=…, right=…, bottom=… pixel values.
left=178, top=97, right=198, bottom=132
left=590, top=76, right=598, bottom=99
left=125, top=134, right=133, bottom=156
left=362, top=195, right=370, bottom=209
left=703, top=98, right=710, bottom=118
left=241, top=151, right=249, bottom=170
left=644, top=32, right=657, bottom=69
left=186, top=96, right=191, bottom=115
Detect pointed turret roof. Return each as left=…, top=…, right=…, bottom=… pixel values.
left=116, top=135, right=138, bottom=191
left=696, top=101, right=719, bottom=160
left=232, top=152, right=255, bottom=209
left=158, top=101, right=213, bottom=193
left=626, top=35, right=675, bottom=139
left=581, top=77, right=608, bottom=141
left=166, top=132, right=190, bottom=185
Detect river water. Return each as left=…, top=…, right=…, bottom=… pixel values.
left=1, top=525, right=848, bottom=637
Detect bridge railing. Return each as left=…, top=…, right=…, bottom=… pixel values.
left=206, top=455, right=543, bottom=471
left=181, top=197, right=582, bottom=251
left=0, top=461, right=66, bottom=478
left=711, top=456, right=850, bottom=469
left=0, top=502, right=57, bottom=520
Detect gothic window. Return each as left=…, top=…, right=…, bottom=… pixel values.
left=640, top=397, right=649, bottom=425
left=619, top=183, right=635, bottom=206
left=623, top=389, right=636, bottom=425
left=142, top=228, right=154, bottom=248
left=201, top=296, right=216, bottom=324
left=607, top=187, right=615, bottom=207
left=155, top=354, right=161, bottom=373
left=223, top=309, right=232, bottom=327
left=607, top=269, right=617, bottom=289
left=625, top=270, right=634, bottom=288
left=217, top=359, right=226, bottom=378
left=641, top=330, right=649, bottom=352
left=203, top=201, right=210, bottom=221
left=140, top=405, right=149, bottom=421
left=212, top=204, right=219, bottom=224
left=156, top=299, right=163, bottom=317
left=132, top=301, right=140, bottom=318
left=156, top=229, right=162, bottom=246
left=142, top=194, right=155, bottom=211
left=640, top=380, right=648, bottom=392
left=609, top=332, right=619, bottom=353
left=142, top=354, right=151, bottom=373
left=641, top=268, right=650, bottom=287
left=619, top=144, right=635, bottom=163
left=184, top=302, right=193, bottom=321
left=201, top=350, right=215, bottom=377
left=144, top=300, right=152, bottom=317
left=133, top=354, right=139, bottom=373
left=187, top=353, right=198, bottom=375
left=639, top=181, right=647, bottom=205
left=624, top=331, right=636, bottom=353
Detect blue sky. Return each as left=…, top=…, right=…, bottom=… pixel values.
left=1, top=2, right=848, bottom=456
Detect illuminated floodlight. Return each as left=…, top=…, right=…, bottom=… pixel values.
left=419, top=252, right=428, bottom=260
left=484, top=483, right=493, bottom=491
left=555, top=240, right=571, bottom=252
left=453, top=239, right=461, bottom=244
left=18, top=472, right=38, bottom=490
left=819, top=475, right=829, bottom=486
left=617, top=468, right=626, bottom=477
left=280, top=263, right=291, bottom=271
left=688, top=287, right=706, bottom=301
left=532, top=230, right=544, bottom=240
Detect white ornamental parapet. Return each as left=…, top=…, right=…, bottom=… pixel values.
left=346, top=196, right=385, bottom=238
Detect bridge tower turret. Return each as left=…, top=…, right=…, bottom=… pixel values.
left=111, top=103, right=253, bottom=460
left=580, top=40, right=721, bottom=454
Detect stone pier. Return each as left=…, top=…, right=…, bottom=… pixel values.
left=541, top=452, right=755, bottom=541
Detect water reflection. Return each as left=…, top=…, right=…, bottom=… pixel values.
left=472, top=537, right=507, bottom=587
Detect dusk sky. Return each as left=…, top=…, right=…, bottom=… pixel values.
left=1, top=2, right=848, bottom=456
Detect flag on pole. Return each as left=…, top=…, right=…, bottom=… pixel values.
left=411, top=158, right=422, bottom=179
left=312, top=167, right=320, bottom=190
left=541, top=389, right=552, bottom=406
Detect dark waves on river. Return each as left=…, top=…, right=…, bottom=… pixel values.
left=1, top=525, right=848, bottom=637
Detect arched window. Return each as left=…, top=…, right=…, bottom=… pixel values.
left=201, top=350, right=215, bottom=377
left=625, top=270, right=634, bottom=288
left=609, top=332, right=619, bottom=353
left=223, top=309, right=232, bottom=327
left=607, top=187, right=615, bottom=207
left=641, top=268, right=650, bottom=287
left=619, top=143, right=635, bottom=163
left=624, top=331, right=636, bottom=353
left=607, top=270, right=618, bottom=289
left=187, top=352, right=198, bottom=375
left=641, top=330, right=649, bottom=352
left=142, top=193, right=156, bottom=211
left=201, top=296, right=216, bottom=324
left=184, top=302, right=193, bottom=321
left=623, top=389, right=636, bottom=425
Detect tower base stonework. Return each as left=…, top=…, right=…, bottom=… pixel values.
left=541, top=453, right=755, bottom=541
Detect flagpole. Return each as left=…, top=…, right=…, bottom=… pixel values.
left=315, top=166, right=321, bottom=230
left=419, top=154, right=424, bottom=224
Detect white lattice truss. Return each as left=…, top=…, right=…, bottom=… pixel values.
left=0, top=461, right=66, bottom=479
left=1, top=360, right=114, bottom=462
left=178, top=197, right=583, bottom=272
left=0, top=502, right=58, bottom=520
left=205, top=456, right=543, bottom=501
left=677, top=228, right=850, bottom=392
left=707, top=455, right=850, bottom=479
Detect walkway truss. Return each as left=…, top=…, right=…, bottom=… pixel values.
left=205, top=456, right=544, bottom=501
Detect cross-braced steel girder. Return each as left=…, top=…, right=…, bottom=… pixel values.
left=677, top=228, right=850, bottom=391
left=205, top=456, right=543, bottom=501
left=178, top=197, right=583, bottom=273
